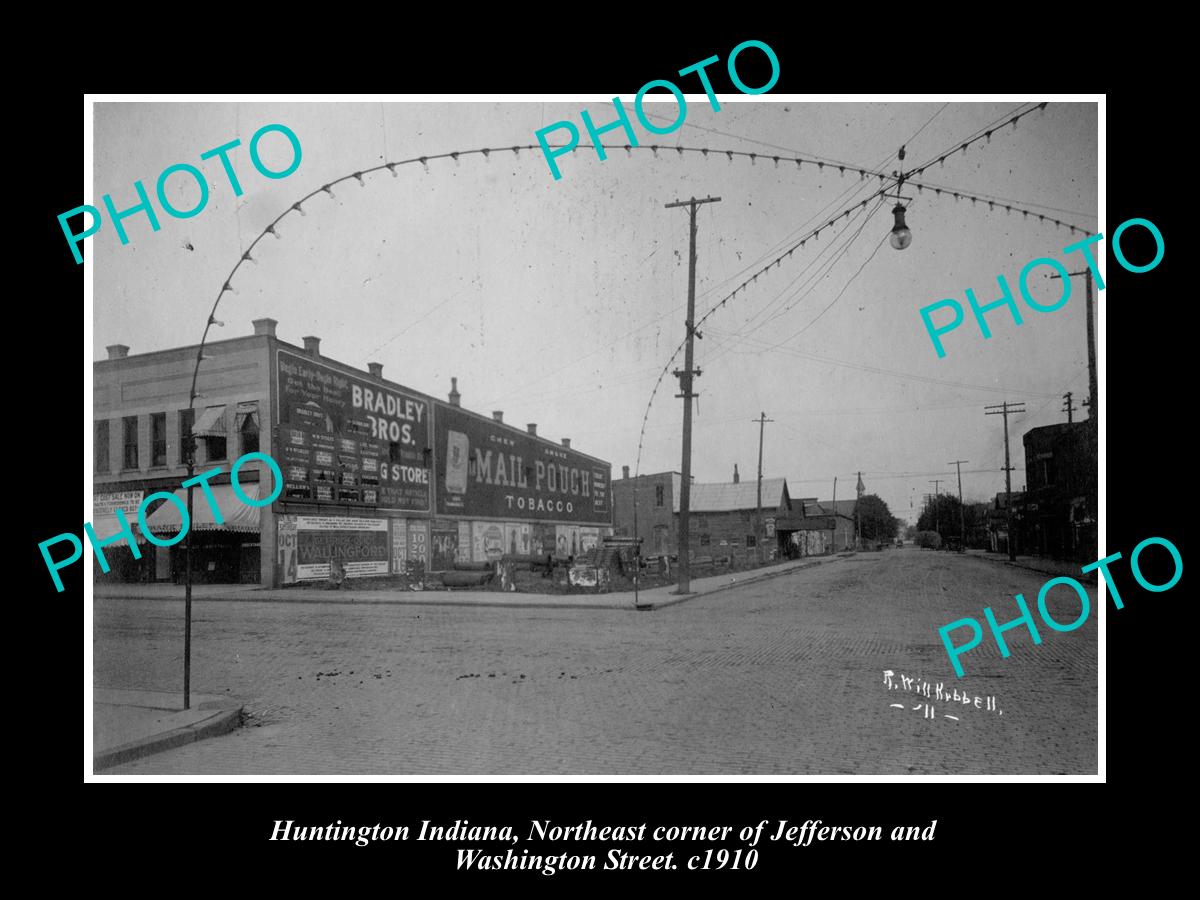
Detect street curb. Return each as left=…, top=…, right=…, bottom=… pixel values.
left=93, top=702, right=243, bottom=772
left=633, top=555, right=845, bottom=611
left=966, top=553, right=1097, bottom=584
left=94, top=557, right=847, bottom=613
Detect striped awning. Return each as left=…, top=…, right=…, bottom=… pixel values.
left=141, top=482, right=261, bottom=534
left=192, top=404, right=227, bottom=437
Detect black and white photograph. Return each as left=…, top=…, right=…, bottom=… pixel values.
left=81, top=95, right=1106, bottom=777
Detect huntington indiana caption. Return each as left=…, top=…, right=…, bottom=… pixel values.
left=270, top=819, right=937, bottom=864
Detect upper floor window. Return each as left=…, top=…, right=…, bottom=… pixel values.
left=237, top=402, right=260, bottom=456
left=655, top=484, right=665, bottom=507
left=179, top=408, right=195, bottom=464
left=94, top=420, right=110, bottom=473
left=122, top=416, right=139, bottom=469
left=151, top=413, right=167, bottom=467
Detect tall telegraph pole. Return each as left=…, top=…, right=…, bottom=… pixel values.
left=947, top=460, right=968, bottom=547
left=753, top=411, right=773, bottom=563
left=928, top=479, right=942, bottom=537
left=1062, top=392, right=1075, bottom=424
left=985, top=401, right=1026, bottom=561
left=1049, top=268, right=1097, bottom=430
left=666, top=196, right=721, bottom=594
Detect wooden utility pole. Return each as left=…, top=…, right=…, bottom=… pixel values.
left=947, top=460, right=968, bottom=547
left=753, top=411, right=773, bottom=563
left=985, top=401, right=1026, bottom=561
left=928, top=479, right=943, bottom=537
left=666, top=195, right=721, bottom=594
left=1049, top=268, right=1097, bottom=430
left=1062, top=392, right=1075, bottom=424
left=831, top=477, right=838, bottom=551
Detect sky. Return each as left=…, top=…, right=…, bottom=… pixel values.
left=91, top=98, right=1099, bottom=525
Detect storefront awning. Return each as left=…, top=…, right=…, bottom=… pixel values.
left=193, top=404, right=227, bottom=437
left=90, top=508, right=149, bottom=543
left=142, top=483, right=262, bottom=534
left=235, top=401, right=259, bottom=429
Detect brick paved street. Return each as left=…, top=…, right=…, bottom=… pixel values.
left=95, top=548, right=1097, bottom=774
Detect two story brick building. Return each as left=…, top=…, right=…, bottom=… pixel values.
left=92, top=318, right=613, bottom=587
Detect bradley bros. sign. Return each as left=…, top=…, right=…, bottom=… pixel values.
left=275, top=350, right=431, bottom=512
left=435, top=403, right=611, bottom=525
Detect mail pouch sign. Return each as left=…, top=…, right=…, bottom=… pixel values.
left=275, top=350, right=431, bottom=512
left=435, top=402, right=611, bottom=525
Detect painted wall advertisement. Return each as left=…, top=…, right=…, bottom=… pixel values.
left=278, top=515, right=298, bottom=584
left=275, top=349, right=431, bottom=512
left=435, top=402, right=612, bottom=524
left=286, top=515, right=390, bottom=581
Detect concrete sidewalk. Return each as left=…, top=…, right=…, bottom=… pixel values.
left=93, top=689, right=243, bottom=772
left=93, top=554, right=848, bottom=611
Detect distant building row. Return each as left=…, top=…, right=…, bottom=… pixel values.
left=982, top=419, right=1097, bottom=561
left=611, top=465, right=858, bottom=566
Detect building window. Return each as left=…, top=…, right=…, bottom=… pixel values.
left=1042, top=458, right=1056, bottom=486
left=179, top=408, right=195, bottom=464
left=239, top=409, right=260, bottom=456
left=151, top=413, right=167, bottom=467
left=389, top=441, right=402, bottom=463
left=206, top=434, right=227, bottom=462
left=746, top=534, right=757, bottom=548
left=94, top=420, right=110, bottom=473
left=122, top=416, right=139, bottom=470
left=699, top=534, right=710, bottom=546
left=655, top=484, right=665, bottom=507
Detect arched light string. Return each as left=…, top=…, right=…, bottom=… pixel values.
left=189, top=112, right=1087, bottom=521
left=631, top=177, right=905, bottom=496
left=631, top=101, right=1084, bottom=488
left=195, top=112, right=1085, bottom=390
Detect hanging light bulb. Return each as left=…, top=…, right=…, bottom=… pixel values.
left=890, top=203, right=912, bottom=250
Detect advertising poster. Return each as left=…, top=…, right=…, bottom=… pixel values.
left=455, top=521, right=472, bottom=564
left=91, top=490, right=144, bottom=540
left=276, top=349, right=431, bottom=512
left=293, top=515, right=388, bottom=580
left=430, top=519, right=458, bottom=572
left=434, top=402, right=611, bottom=524
left=406, top=520, right=429, bottom=570
left=555, top=524, right=582, bottom=559
left=579, top=527, right=600, bottom=554
left=390, top=518, right=406, bottom=575
left=531, top=523, right=557, bottom=559
left=503, top=522, right=531, bottom=557
left=471, top=521, right=504, bottom=562
left=277, top=515, right=298, bottom=584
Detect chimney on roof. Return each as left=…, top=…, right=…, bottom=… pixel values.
left=106, top=344, right=129, bottom=360
left=561, top=438, right=571, bottom=449
left=302, top=335, right=320, bottom=358
left=448, top=377, right=461, bottom=407
left=622, top=465, right=630, bottom=480
left=252, top=317, right=277, bottom=337
left=733, top=463, right=740, bottom=484
left=527, top=423, right=537, bottom=436
left=367, top=362, right=383, bottom=379
left=492, top=411, right=503, bottom=424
